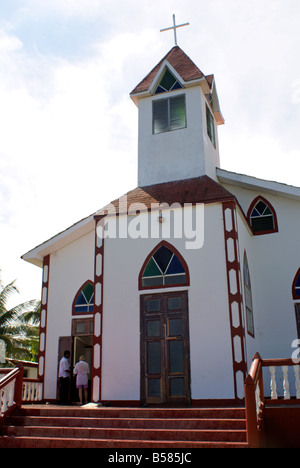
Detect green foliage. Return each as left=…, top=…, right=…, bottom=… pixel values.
left=0, top=274, right=40, bottom=365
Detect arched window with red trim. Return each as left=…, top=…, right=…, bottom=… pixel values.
left=72, top=281, right=94, bottom=314
left=247, top=196, right=278, bottom=235
left=292, top=269, right=300, bottom=300
left=139, top=241, right=190, bottom=290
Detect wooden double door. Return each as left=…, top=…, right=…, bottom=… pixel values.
left=140, top=291, right=191, bottom=405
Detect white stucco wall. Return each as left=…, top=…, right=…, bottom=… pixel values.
left=41, top=187, right=300, bottom=403
left=44, top=230, right=94, bottom=400
left=137, top=86, right=220, bottom=186
left=101, top=203, right=235, bottom=401
left=224, top=183, right=300, bottom=363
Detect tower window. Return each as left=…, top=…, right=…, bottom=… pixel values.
left=153, top=95, right=186, bottom=134
left=155, top=69, right=183, bottom=94
left=248, top=197, right=277, bottom=235
left=206, top=105, right=216, bottom=148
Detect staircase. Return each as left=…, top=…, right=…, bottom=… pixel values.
left=0, top=405, right=248, bottom=448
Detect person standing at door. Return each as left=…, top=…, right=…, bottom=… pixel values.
left=59, top=350, right=71, bottom=405
left=73, top=355, right=90, bottom=405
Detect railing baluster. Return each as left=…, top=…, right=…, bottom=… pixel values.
left=282, top=366, right=290, bottom=400
left=294, top=366, right=300, bottom=399
left=255, top=382, right=261, bottom=417
left=270, top=366, right=278, bottom=399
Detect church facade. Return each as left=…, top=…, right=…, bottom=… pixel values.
left=22, top=46, right=300, bottom=406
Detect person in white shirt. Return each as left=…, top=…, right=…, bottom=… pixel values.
left=73, top=355, right=90, bottom=405
left=58, top=350, right=70, bottom=405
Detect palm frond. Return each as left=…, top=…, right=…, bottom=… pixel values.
left=0, top=280, right=19, bottom=310
left=0, top=274, right=41, bottom=362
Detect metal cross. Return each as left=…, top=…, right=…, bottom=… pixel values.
left=160, top=14, right=190, bottom=46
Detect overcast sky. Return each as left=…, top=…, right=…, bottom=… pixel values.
left=1, top=0, right=300, bottom=306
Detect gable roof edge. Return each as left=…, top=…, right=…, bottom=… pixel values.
left=217, top=168, right=300, bottom=201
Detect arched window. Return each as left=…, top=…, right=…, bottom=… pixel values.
left=292, top=269, right=300, bottom=300
left=293, top=269, right=300, bottom=339
left=139, top=242, right=189, bottom=290
left=73, top=281, right=94, bottom=314
left=247, top=196, right=278, bottom=235
left=243, top=252, right=254, bottom=337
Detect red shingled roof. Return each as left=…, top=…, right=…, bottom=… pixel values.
left=97, top=176, right=234, bottom=216
left=130, top=46, right=206, bottom=96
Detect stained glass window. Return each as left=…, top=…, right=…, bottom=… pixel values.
left=293, top=270, right=300, bottom=299
left=249, top=199, right=275, bottom=233
left=74, top=282, right=94, bottom=314
left=295, top=304, right=300, bottom=339
left=142, top=245, right=186, bottom=288
left=243, top=253, right=254, bottom=337
left=155, top=69, right=183, bottom=94
left=295, top=275, right=300, bottom=297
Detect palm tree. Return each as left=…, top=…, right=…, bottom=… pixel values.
left=0, top=277, right=40, bottom=364
left=18, top=302, right=41, bottom=362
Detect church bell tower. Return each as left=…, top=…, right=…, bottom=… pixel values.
left=130, top=44, right=224, bottom=187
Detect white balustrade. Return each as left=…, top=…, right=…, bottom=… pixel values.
left=1, top=374, right=42, bottom=409
left=0, top=379, right=16, bottom=415
left=22, top=381, right=43, bottom=402
left=268, top=364, right=300, bottom=400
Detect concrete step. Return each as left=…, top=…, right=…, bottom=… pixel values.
left=9, top=415, right=246, bottom=430
left=0, top=404, right=248, bottom=449
left=0, top=435, right=249, bottom=449
left=3, top=424, right=247, bottom=442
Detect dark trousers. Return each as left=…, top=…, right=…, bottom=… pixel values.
left=59, top=377, right=70, bottom=404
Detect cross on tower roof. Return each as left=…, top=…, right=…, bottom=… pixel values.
left=160, top=14, right=190, bottom=46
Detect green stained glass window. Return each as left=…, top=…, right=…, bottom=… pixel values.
left=142, top=245, right=186, bottom=288
left=143, top=257, right=162, bottom=277
left=155, top=69, right=183, bottom=94
left=249, top=199, right=275, bottom=233
left=74, top=282, right=94, bottom=313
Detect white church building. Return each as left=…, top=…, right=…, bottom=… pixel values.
left=22, top=45, right=300, bottom=406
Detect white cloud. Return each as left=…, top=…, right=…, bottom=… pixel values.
left=219, top=130, right=300, bottom=187
left=291, top=80, right=300, bottom=104
left=20, top=0, right=105, bottom=18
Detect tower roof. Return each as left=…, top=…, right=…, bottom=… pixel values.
left=130, top=45, right=224, bottom=125
left=130, top=46, right=207, bottom=96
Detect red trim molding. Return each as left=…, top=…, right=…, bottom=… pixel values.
left=222, top=201, right=247, bottom=400
left=138, top=240, right=190, bottom=291
left=247, top=196, right=278, bottom=236
left=38, top=255, right=50, bottom=397
left=92, top=216, right=105, bottom=403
